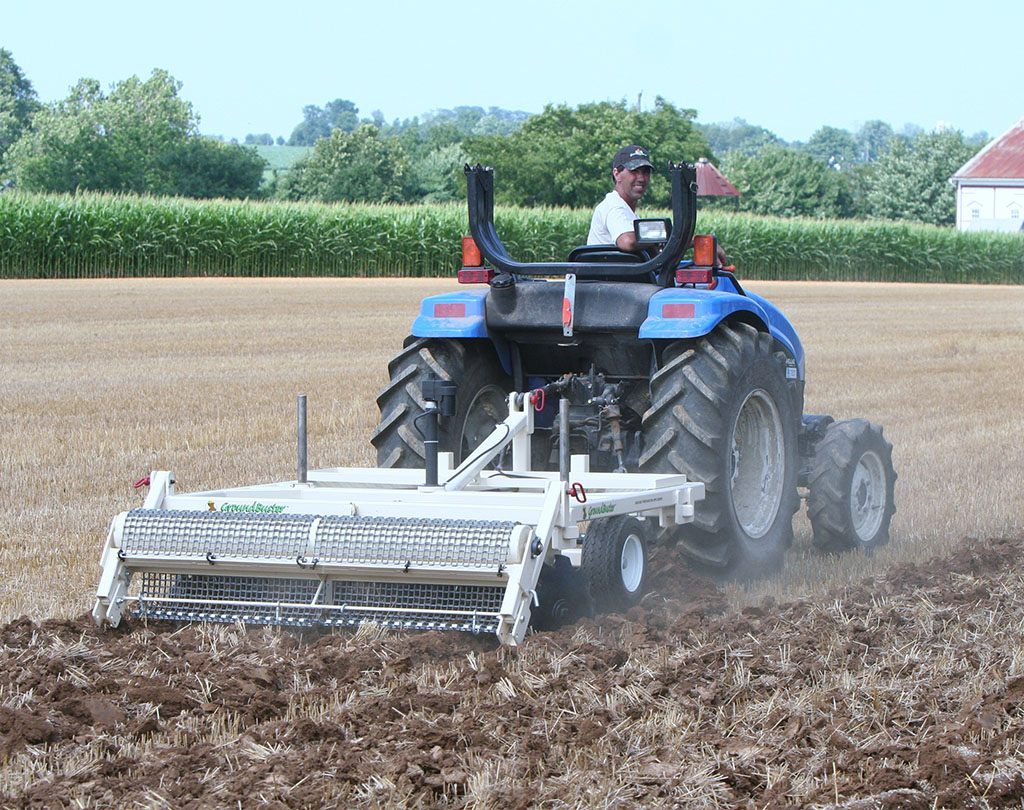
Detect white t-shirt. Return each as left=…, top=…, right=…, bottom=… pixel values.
left=587, top=191, right=637, bottom=245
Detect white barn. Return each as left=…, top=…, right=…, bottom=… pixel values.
left=951, top=119, right=1024, bottom=232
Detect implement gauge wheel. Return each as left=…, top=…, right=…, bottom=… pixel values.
left=582, top=516, right=649, bottom=612
left=808, top=418, right=897, bottom=553
left=372, top=338, right=511, bottom=468
left=640, top=322, right=800, bottom=576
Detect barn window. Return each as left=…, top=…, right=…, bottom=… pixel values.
left=971, top=208, right=980, bottom=219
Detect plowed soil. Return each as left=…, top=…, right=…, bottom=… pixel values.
left=3, top=535, right=1023, bottom=809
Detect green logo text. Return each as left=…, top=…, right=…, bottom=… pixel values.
left=220, top=502, right=287, bottom=513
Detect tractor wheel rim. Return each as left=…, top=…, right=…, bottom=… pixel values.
left=620, top=533, right=645, bottom=593
left=730, top=389, right=785, bottom=538
left=851, top=450, right=886, bottom=541
left=461, top=384, right=508, bottom=461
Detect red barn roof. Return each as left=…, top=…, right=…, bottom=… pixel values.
left=952, top=118, right=1024, bottom=180
left=694, top=157, right=741, bottom=197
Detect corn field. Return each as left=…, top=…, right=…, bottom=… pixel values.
left=1, top=191, right=1021, bottom=282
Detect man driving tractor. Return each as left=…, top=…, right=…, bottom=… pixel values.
left=588, top=144, right=727, bottom=264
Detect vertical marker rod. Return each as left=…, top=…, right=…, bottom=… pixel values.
left=423, top=401, right=439, bottom=487
left=297, top=394, right=308, bottom=484
left=559, top=397, right=570, bottom=482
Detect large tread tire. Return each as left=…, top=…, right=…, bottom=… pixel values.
left=372, top=337, right=512, bottom=468
left=581, top=516, right=649, bottom=612
left=808, top=418, right=897, bottom=553
left=639, top=322, right=800, bottom=576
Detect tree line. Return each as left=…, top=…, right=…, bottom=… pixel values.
left=0, top=47, right=988, bottom=226
left=705, top=118, right=987, bottom=225
left=0, top=51, right=264, bottom=199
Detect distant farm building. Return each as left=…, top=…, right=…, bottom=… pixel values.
left=951, top=119, right=1024, bottom=232
left=694, top=158, right=741, bottom=200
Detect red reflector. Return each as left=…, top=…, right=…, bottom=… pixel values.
left=462, top=236, right=482, bottom=267
left=433, top=302, right=466, bottom=318
left=663, top=303, right=696, bottom=319
left=457, top=268, right=495, bottom=284
left=675, top=267, right=713, bottom=285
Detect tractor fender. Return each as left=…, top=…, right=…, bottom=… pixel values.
left=639, top=286, right=805, bottom=379
left=411, top=289, right=513, bottom=374
left=412, top=289, right=490, bottom=339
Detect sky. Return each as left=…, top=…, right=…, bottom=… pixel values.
left=3, top=0, right=1021, bottom=145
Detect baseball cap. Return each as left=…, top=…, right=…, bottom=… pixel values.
left=613, top=145, right=654, bottom=171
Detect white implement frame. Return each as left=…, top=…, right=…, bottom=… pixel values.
left=94, top=393, right=704, bottom=645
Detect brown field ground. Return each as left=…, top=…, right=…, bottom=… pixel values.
left=1, top=278, right=1024, bottom=808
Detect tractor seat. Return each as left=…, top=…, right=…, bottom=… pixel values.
left=566, top=244, right=655, bottom=283
left=567, top=244, right=650, bottom=263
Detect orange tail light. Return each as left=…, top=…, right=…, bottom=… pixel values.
left=693, top=234, right=716, bottom=267
left=462, top=236, right=482, bottom=267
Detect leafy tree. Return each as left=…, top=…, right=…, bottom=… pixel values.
left=0, top=48, right=39, bottom=158
left=245, top=133, right=274, bottom=145
left=471, top=108, right=530, bottom=137
left=408, top=142, right=467, bottom=202
left=864, top=130, right=977, bottom=225
left=367, top=106, right=528, bottom=202
left=856, top=120, right=894, bottom=162
left=288, top=98, right=360, bottom=145
left=721, top=145, right=853, bottom=218
left=967, top=130, right=989, bottom=148
left=803, top=125, right=859, bottom=170
left=5, top=71, right=196, bottom=193
left=4, top=70, right=263, bottom=198
left=280, top=123, right=409, bottom=203
left=464, top=98, right=710, bottom=208
left=383, top=106, right=528, bottom=150
left=163, top=137, right=265, bottom=198
left=415, top=106, right=485, bottom=139
left=699, top=117, right=782, bottom=157
left=893, top=122, right=924, bottom=147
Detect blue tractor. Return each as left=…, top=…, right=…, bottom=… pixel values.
left=372, top=162, right=896, bottom=606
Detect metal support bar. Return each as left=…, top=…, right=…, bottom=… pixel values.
left=423, top=401, right=440, bottom=487
left=559, top=398, right=570, bottom=483
left=297, top=395, right=308, bottom=484
left=444, top=396, right=530, bottom=491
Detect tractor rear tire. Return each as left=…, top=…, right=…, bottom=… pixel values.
left=808, top=419, right=896, bottom=553
left=372, top=338, right=512, bottom=468
left=640, top=322, right=800, bottom=576
left=581, top=516, right=649, bottom=612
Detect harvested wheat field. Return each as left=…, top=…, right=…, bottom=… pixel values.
left=1, top=278, right=1024, bottom=809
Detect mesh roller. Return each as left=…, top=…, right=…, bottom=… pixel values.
left=122, top=510, right=313, bottom=558
left=122, top=510, right=519, bottom=568
left=317, top=515, right=515, bottom=568
left=135, top=572, right=505, bottom=634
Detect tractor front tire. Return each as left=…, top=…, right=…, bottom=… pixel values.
left=640, top=322, right=800, bottom=576
left=581, top=516, right=649, bottom=612
left=372, top=338, right=511, bottom=468
left=808, top=419, right=896, bottom=553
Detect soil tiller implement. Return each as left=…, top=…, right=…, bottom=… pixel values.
left=94, top=388, right=705, bottom=645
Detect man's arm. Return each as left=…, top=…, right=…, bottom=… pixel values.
left=615, top=231, right=638, bottom=251
left=606, top=203, right=639, bottom=251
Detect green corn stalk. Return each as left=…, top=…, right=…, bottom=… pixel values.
left=1, top=191, right=1021, bottom=282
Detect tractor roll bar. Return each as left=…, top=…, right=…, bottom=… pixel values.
left=465, top=162, right=698, bottom=283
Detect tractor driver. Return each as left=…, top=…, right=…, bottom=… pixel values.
left=587, top=144, right=728, bottom=264
left=586, top=144, right=653, bottom=251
